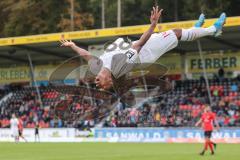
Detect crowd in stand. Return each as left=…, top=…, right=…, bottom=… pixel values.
left=0, top=77, right=240, bottom=129
left=104, top=78, right=240, bottom=127
left=0, top=85, right=116, bottom=129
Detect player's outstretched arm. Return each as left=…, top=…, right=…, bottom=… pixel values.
left=214, top=119, right=220, bottom=131
left=195, top=119, right=202, bottom=127
left=132, top=6, right=163, bottom=52
left=60, top=39, right=92, bottom=61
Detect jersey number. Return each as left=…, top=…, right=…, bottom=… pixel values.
left=125, top=50, right=135, bottom=59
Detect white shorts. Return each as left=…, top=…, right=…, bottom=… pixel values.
left=11, top=128, right=19, bottom=137
left=138, top=30, right=178, bottom=64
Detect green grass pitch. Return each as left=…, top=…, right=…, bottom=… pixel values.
left=0, top=143, right=239, bottom=160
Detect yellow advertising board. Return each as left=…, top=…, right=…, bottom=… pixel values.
left=1, top=52, right=240, bottom=84
left=152, top=52, right=240, bottom=74
left=0, top=64, right=81, bottom=84
left=0, top=67, right=30, bottom=83
left=0, top=16, right=239, bottom=46
left=34, top=65, right=59, bottom=81
left=187, top=52, right=240, bottom=73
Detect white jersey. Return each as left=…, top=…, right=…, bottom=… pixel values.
left=99, top=38, right=139, bottom=78
left=99, top=31, right=178, bottom=78
left=10, top=118, right=19, bottom=137
left=138, top=30, right=178, bottom=63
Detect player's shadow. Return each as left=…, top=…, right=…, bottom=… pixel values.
left=49, top=54, right=172, bottom=120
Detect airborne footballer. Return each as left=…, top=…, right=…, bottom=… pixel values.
left=60, top=6, right=226, bottom=90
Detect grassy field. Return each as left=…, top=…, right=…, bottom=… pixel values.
left=0, top=143, right=239, bottom=160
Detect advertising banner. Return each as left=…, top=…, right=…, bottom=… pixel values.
left=0, top=128, right=75, bottom=142
left=187, top=53, right=240, bottom=73
left=94, top=128, right=240, bottom=143
left=0, top=16, right=239, bottom=47
left=0, top=64, right=82, bottom=84
left=1, top=128, right=240, bottom=143
left=2, top=52, right=240, bottom=84
left=0, top=67, right=30, bottom=83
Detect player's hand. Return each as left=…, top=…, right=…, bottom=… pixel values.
left=216, top=126, right=220, bottom=131
left=195, top=122, right=200, bottom=127
left=150, top=6, right=163, bottom=25
left=60, top=39, right=75, bottom=47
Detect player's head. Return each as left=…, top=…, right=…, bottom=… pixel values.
left=12, top=113, right=16, bottom=118
left=95, top=67, right=113, bottom=90
left=204, top=105, right=211, bottom=112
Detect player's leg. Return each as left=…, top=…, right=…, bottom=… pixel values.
left=200, top=131, right=215, bottom=155
left=211, top=141, right=217, bottom=150
left=35, top=132, right=38, bottom=142
left=200, top=131, right=210, bottom=155
left=18, top=130, right=22, bottom=141
left=208, top=132, right=217, bottom=150
left=173, top=13, right=226, bottom=41
left=208, top=131, right=215, bottom=155
left=15, top=130, right=19, bottom=142
left=16, top=135, right=19, bottom=142
left=21, top=135, right=28, bottom=142
left=38, top=134, right=40, bottom=142
left=35, top=131, right=40, bottom=142
left=138, top=13, right=225, bottom=64
left=202, top=131, right=215, bottom=155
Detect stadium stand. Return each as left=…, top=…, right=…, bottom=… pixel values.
left=104, top=78, right=240, bottom=128
left=0, top=77, right=240, bottom=129
left=0, top=84, right=117, bottom=129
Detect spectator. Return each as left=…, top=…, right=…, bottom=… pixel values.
left=58, top=118, right=63, bottom=128
left=218, top=68, right=225, bottom=80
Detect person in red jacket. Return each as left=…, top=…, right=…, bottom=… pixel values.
left=18, top=118, right=27, bottom=142
left=195, top=105, right=219, bottom=155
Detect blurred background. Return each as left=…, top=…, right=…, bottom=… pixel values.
left=0, top=0, right=239, bottom=37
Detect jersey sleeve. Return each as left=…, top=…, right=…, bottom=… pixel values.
left=212, top=112, right=216, bottom=120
